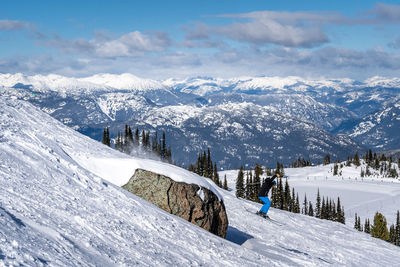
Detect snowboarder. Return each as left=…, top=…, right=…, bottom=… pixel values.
left=257, top=173, right=279, bottom=218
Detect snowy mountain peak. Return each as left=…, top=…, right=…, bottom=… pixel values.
left=81, top=73, right=165, bottom=91
left=0, top=72, right=165, bottom=92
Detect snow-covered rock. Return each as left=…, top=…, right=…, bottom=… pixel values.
left=123, top=168, right=228, bottom=238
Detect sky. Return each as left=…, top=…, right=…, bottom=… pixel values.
left=1, top=0, right=400, bottom=79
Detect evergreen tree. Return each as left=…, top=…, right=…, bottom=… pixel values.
left=389, top=225, right=396, bottom=244
left=102, top=128, right=107, bottom=145
left=371, top=212, right=389, bottom=241
left=395, top=210, right=400, bottom=246
left=337, top=197, right=343, bottom=223
left=102, top=127, right=111, bottom=147
left=308, top=202, right=314, bottom=216
left=207, top=148, right=212, bottom=178
left=291, top=188, right=296, bottom=213
left=245, top=172, right=250, bottom=200
left=141, top=130, right=145, bottom=148
left=254, top=164, right=263, bottom=201
left=223, top=175, right=228, bottom=190
left=368, top=149, right=373, bottom=164
left=213, top=163, right=220, bottom=186
left=295, top=193, right=300, bottom=214
left=236, top=167, right=245, bottom=198
left=354, top=153, right=360, bottom=167
left=328, top=199, right=332, bottom=220
left=333, top=163, right=338, bottom=175
left=278, top=178, right=284, bottom=210
left=321, top=197, right=326, bottom=219
left=135, top=128, right=139, bottom=146
left=358, top=216, right=362, bottom=232
left=354, top=213, right=358, bottom=230
left=128, top=126, right=133, bottom=144
left=315, top=189, right=321, bottom=218
left=364, top=218, right=370, bottom=234
left=303, top=194, right=308, bottom=215
left=284, top=179, right=291, bottom=211
left=323, top=154, right=331, bottom=165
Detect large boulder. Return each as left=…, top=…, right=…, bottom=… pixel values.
left=122, top=168, right=228, bottom=238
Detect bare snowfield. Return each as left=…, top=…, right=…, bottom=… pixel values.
left=1, top=96, right=400, bottom=266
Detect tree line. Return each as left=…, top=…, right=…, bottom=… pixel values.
left=188, top=148, right=228, bottom=190
left=354, top=211, right=400, bottom=247
left=102, top=125, right=172, bottom=163
left=235, top=164, right=345, bottom=224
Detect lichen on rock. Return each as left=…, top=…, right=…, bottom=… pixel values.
left=122, top=168, right=228, bottom=238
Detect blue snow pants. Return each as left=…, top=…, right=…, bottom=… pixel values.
left=258, top=196, right=271, bottom=214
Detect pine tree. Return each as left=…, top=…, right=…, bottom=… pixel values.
left=337, top=197, right=343, bottom=223
left=207, top=148, right=212, bottom=178
left=291, top=188, right=296, bottom=213
left=354, top=213, right=358, bottom=230
left=321, top=197, right=326, bottom=219
left=295, top=193, right=300, bottom=214
left=389, top=225, right=396, bottom=244
left=333, top=163, right=338, bottom=175
left=354, top=153, right=360, bottom=167
left=284, top=179, right=291, bottom=211
left=395, top=210, right=400, bottom=246
left=323, top=154, right=331, bottom=165
left=102, top=128, right=107, bottom=145
left=245, top=172, right=250, bottom=200
left=278, top=178, right=284, bottom=210
left=135, top=128, right=139, bottom=147
left=128, top=126, right=133, bottom=144
left=254, top=164, right=263, bottom=201
left=213, top=163, right=220, bottom=186
left=223, top=175, right=228, bottom=190
left=364, top=218, right=370, bottom=234
left=303, top=194, right=308, bottom=215
left=308, top=202, right=314, bottom=216
left=141, top=130, right=145, bottom=148
left=315, top=188, right=321, bottom=218
left=368, top=149, right=373, bottom=164
left=236, top=167, right=245, bottom=198
left=371, top=212, right=389, bottom=241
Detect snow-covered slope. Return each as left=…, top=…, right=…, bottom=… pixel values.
left=222, top=161, right=400, bottom=226
left=1, top=96, right=400, bottom=265
left=0, top=73, right=165, bottom=93
left=0, top=97, right=245, bottom=265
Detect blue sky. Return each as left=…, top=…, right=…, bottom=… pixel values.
left=1, top=0, right=400, bottom=79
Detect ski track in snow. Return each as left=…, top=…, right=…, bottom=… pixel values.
left=1, top=96, right=400, bottom=266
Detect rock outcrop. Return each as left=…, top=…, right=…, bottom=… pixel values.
left=122, top=169, right=228, bottom=238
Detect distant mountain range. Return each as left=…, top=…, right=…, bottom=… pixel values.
left=1, top=73, right=399, bottom=168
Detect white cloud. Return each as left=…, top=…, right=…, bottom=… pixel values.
left=0, top=20, right=28, bottom=31
left=43, top=30, right=171, bottom=58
